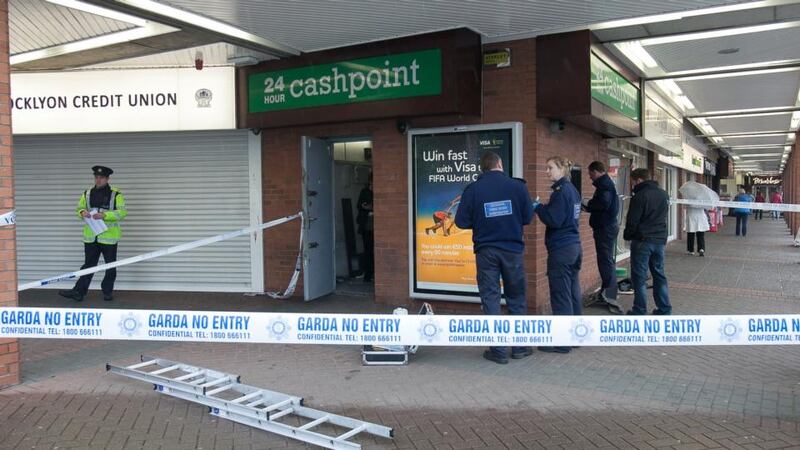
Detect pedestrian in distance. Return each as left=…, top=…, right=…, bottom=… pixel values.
left=455, top=151, right=535, bottom=364
left=684, top=204, right=710, bottom=257
left=582, top=161, right=623, bottom=314
left=733, top=187, right=754, bottom=237
left=533, top=156, right=583, bottom=353
left=754, top=191, right=765, bottom=220
left=770, top=189, right=783, bottom=220
left=58, top=166, right=127, bottom=302
left=623, top=168, right=672, bottom=316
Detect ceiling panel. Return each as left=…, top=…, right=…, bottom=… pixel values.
left=9, top=0, right=136, bottom=55
left=159, top=0, right=750, bottom=52
left=707, top=113, right=793, bottom=134
left=722, top=135, right=789, bottom=147
left=647, top=26, right=800, bottom=73
left=677, top=71, right=800, bottom=112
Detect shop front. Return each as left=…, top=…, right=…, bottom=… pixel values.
left=240, top=28, right=642, bottom=311
left=11, top=67, right=265, bottom=293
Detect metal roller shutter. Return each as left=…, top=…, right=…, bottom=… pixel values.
left=14, top=130, right=261, bottom=292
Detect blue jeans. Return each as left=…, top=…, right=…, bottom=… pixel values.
left=476, top=246, right=527, bottom=359
left=630, top=240, right=671, bottom=315
left=593, top=226, right=618, bottom=300
left=735, top=213, right=749, bottom=236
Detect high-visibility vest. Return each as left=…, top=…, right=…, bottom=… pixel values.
left=76, top=186, right=127, bottom=244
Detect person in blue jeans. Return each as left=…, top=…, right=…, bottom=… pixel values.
left=733, top=187, right=754, bottom=237
left=534, top=156, right=583, bottom=353
left=455, top=151, right=535, bottom=365
left=623, top=169, right=672, bottom=316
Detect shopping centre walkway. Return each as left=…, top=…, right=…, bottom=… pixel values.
left=2, top=218, right=800, bottom=449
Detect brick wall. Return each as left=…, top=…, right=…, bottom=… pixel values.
left=786, top=135, right=799, bottom=238
left=262, top=38, right=605, bottom=314
left=0, top=0, right=19, bottom=389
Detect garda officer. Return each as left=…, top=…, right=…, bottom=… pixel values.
left=534, top=156, right=582, bottom=354
left=59, top=166, right=127, bottom=302
left=455, top=151, right=535, bottom=364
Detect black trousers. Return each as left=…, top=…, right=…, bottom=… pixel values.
left=687, top=232, right=705, bottom=253
left=361, top=232, right=374, bottom=281
left=593, top=226, right=618, bottom=300
left=754, top=209, right=763, bottom=220
left=73, top=242, right=118, bottom=295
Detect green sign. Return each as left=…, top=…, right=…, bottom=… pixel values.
left=248, top=49, right=442, bottom=113
left=590, top=53, right=640, bottom=122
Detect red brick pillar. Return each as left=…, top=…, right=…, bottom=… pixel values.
left=0, top=0, right=19, bottom=389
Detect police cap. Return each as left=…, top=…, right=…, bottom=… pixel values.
left=92, top=166, right=113, bottom=177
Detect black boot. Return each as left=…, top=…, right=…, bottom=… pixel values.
left=58, top=289, right=84, bottom=302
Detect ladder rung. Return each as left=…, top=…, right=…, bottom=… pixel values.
left=246, top=398, right=264, bottom=407
left=231, top=391, right=262, bottom=404
left=269, top=407, right=293, bottom=421
left=150, top=364, right=181, bottom=376
left=206, top=383, right=235, bottom=396
left=299, top=415, right=329, bottom=430
left=262, top=399, right=292, bottom=413
left=337, top=424, right=368, bottom=441
left=128, top=359, right=157, bottom=370
left=189, top=377, right=208, bottom=385
left=201, top=377, right=231, bottom=389
left=175, top=370, right=204, bottom=381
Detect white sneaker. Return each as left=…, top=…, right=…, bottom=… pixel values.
left=687, top=251, right=695, bottom=256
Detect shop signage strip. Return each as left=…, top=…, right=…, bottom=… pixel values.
left=672, top=198, right=800, bottom=213
left=17, top=213, right=303, bottom=293
left=248, top=49, right=442, bottom=113
left=0, top=210, right=15, bottom=226
left=590, top=53, right=640, bottom=122
left=0, top=308, right=797, bottom=346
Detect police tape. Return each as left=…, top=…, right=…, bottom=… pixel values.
left=0, top=210, right=14, bottom=226
left=18, top=213, right=304, bottom=299
left=672, top=198, right=800, bottom=212
left=1, top=307, right=799, bottom=346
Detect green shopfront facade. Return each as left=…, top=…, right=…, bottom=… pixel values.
left=239, top=28, right=647, bottom=313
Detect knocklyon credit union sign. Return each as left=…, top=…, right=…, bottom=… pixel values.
left=590, top=53, right=640, bottom=122
left=248, top=49, right=442, bottom=112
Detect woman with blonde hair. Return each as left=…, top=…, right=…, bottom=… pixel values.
left=533, top=156, right=582, bottom=354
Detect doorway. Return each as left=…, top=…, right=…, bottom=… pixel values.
left=301, top=136, right=374, bottom=301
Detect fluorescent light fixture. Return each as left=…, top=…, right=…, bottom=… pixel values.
left=615, top=41, right=659, bottom=69
left=791, top=111, right=800, bottom=128
left=10, top=23, right=178, bottom=65
left=102, top=0, right=299, bottom=57
left=678, top=95, right=695, bottom=111
left=739, top=153, right=783, bottom=157
left=723, top=133, right=797, bottom=139
left=701, top=124, right=715, bottom=134
left=711, top=137, right=724, bottom=144
left=732, top=155, right=740, bottom=160
left=639, top=20, right=800, bottom=46
left=692, top=107, right=798, bottom=118
left=674, top=66, right=800, bottom=82
left=45, top=0, right=149, bottom=26
left=590, top=1, right=800, bottom=31
left=655, top=79, right=683, bottom=97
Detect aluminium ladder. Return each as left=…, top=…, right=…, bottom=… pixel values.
left=107, top=355, right=393, bottom=449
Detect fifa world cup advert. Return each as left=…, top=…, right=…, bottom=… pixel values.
left=409, top=123, right=520, bottom=301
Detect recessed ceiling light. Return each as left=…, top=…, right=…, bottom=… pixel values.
left=718, top=48, right=740, bottom=55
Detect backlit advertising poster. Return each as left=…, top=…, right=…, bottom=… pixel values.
left=408, top=123, right=522, bottom=302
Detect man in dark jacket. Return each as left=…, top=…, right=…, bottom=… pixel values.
left=623, top=168, right=672, bottom=315
left=455, top=151, right=535, bottom=364
left=583, top=161, right=622, bottom=313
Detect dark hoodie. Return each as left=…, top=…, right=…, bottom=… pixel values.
left=623, top=180, right=669, bottom=244
left=585, top=173, right=619, bottom=230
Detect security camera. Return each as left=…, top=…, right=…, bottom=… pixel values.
left=396, top=119, right=409, bottom=134
left=549, top=119, right=565, bottom=133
